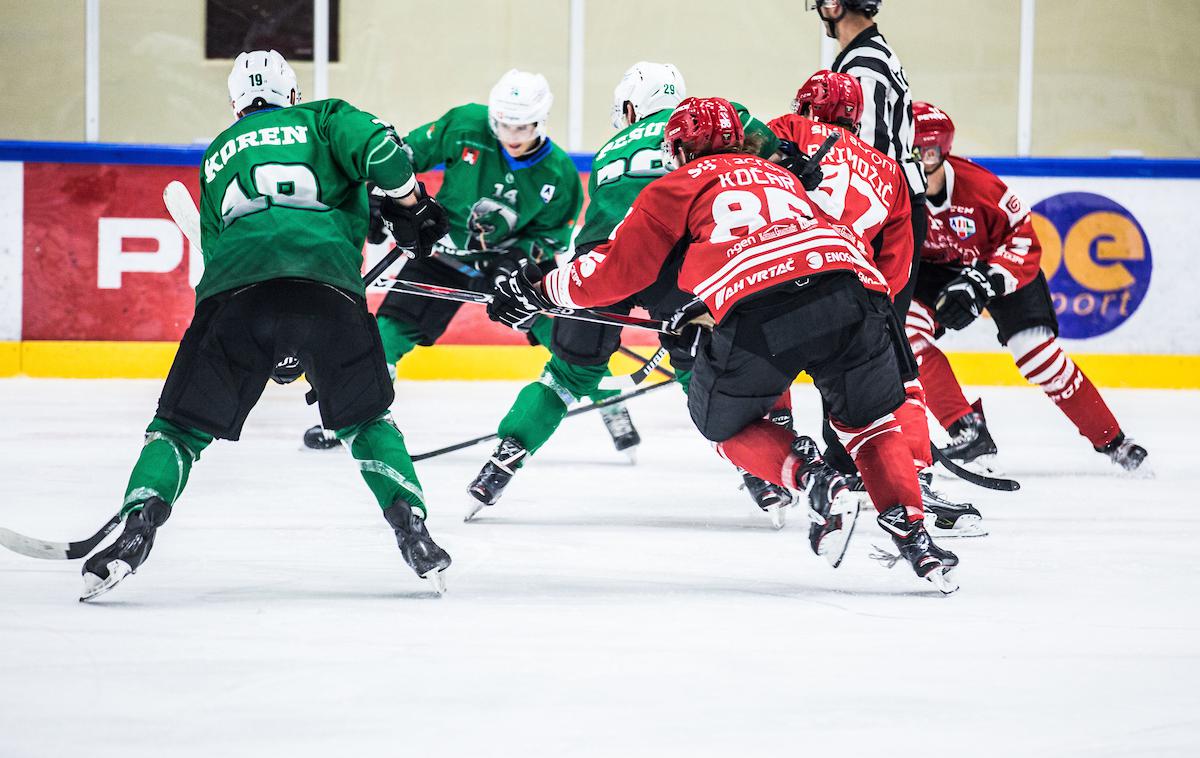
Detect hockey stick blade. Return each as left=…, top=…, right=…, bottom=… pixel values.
left=600, top=347, right=670, bottom=390
left=617, top=345, right=676, bottom=380
left=411, top=379, right=674, bottom=461
left=163, top=181, right=202, bottom=252
left=931, top=444, right=1020, bottom=491
left=0, top=510, right=123, bottom=560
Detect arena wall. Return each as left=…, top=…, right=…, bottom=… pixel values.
left=0, top=142, right=1197, bottom=387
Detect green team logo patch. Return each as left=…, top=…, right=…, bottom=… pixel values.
left=540, top=184, right=555, bottom=203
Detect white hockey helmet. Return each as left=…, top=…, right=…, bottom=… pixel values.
left=611, top=62, right=686, bottom=129
left=488, top=69, right=553, bottom=139
left=227, top=49, right=299, bottom=116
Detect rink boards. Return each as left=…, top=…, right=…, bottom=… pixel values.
left=0, top=142, right=1198, bottom=387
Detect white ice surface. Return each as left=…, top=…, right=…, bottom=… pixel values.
left=1, top=378, right=1197, bottom=757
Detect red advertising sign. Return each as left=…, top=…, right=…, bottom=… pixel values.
left=22, top=164, right=661, bottom=346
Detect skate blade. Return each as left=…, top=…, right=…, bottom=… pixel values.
left=767, top=503, right=787, bottom=530
left=463, top=498, right=488, bottom=523
left=79, top=560, right=132, bottom=602
left=816, top=492, right=860, bottom=569
left=928, top=514, right=988, bottom=538
left=423, top=567, right=447, bottom=595
left=927, top=566, right=959, bottom=595
left=621, top=447, right=638, bottom=465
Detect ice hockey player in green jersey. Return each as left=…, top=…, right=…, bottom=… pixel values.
left=466, top=62, right=790, bottom=523
left=301, top=70, right=635, bottom=456
left=78, top=50, right=453, bottom=601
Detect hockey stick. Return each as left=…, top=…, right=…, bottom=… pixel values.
left=617, top=345, right=676, bottom=380
left=931, top=444, right=1020, bottom=491
left=410, top=378, right=676, bottom=462
left=0, top=510, right=123, bottom=561
left=379, top=279, right=678, bottom=334
left=600, top=346, right=671, bottom=390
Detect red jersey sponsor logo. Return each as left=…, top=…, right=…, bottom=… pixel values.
left=949, top=215, right=976, bottom=240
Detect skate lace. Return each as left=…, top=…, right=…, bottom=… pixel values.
left=600, top=405, right=634, bottom=437
left=869, top=544, right=901, bottom=568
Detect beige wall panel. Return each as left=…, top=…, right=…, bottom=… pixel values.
left=1033, top=0, right=1200, bottom=157
left=0, top=1, right=85, bottom=140
left=332, top=0, right=569, bottom=142
left=583, top=0, right=823, bottom=151
left=879, top=1, right=1020, bottom=156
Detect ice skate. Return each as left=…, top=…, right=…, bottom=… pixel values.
left=79, top=497, right=172, bottom=602
left=466, top=437, right=528, bottom=521
left=938, top=400, right=1000, bottom=477
left=599, top=403, right=640, bottom=461
left=1098, top=432, right=1149, bottom=474
left=383, top=503, right=451, bottom=594
left=792, top=436, right=859, bottom=568
left=920, top=472, right=987, bottom=538
left=303, top=424, right=341, bottom=450
left=739, top=470, right=794, bottom=529
left=874, top=505, right=959, bottom=594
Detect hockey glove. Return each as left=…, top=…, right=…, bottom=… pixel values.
left=665, top=298, right=715, bottom=358
left=934, top=262, right=1005, bottom=330
left=776, top=139, right=824, bottom=192
left=379, top=182, right=450, bottom=257
left=270, top=355, right=303, bottom=385
left=366, top=190, right=388, bottom=245
left=487, top=263, right=552, bottom=331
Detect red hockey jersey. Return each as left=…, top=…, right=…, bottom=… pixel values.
left=767, top=113, right=913, bottom=296
left=541, top=153, right=888, bottom=322
left=922, top=155, right=1042, bottom=294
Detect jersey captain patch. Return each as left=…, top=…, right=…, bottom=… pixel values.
left=949, top=215, right=976, bottom=240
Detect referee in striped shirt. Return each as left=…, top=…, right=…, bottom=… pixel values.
left=812, top=0, right=926, bottom=313
left=810, top=1, right=933, bottom=478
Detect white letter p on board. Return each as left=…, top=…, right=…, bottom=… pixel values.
left=96, top=218, right=184, bottom=289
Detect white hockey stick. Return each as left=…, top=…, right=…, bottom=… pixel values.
left=163, top=180, right=203, bottom=252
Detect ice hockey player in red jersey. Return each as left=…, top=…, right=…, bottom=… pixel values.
left=770, top=71, right=984, bottom=537
left=488, top=97, right=960, bottom=592
left=908, top=102, right=1148, bottom=473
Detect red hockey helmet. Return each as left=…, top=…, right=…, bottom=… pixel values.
left=663, top=97, right=745, bottom=166
left=912, top=101, right=955, bottom=169
left=792, top=70, right=863, bottom=132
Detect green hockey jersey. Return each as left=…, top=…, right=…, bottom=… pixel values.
left=573, top=103, right=779, bottom=252
left=197, top=98, right=415, bottom=302
left=402, top=103, right=582, bottom=264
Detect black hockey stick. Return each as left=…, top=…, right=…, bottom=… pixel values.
left=410, top=378, right=675, bottom=462
left=931, top=444, right=1020, bottom=491
left=0, top=510, right=123, bottom=561
left=380, top=279, right=678, bottom=334
left=602, top=346, right=672, bottom=390
left=617, top=345, right=677, bottom=382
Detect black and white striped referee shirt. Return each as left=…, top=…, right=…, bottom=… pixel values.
left=832, top=25, right=926, bottom=196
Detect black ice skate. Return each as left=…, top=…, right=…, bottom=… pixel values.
left=1098, top=432, right=1149, bottom=473
left=465, top=437, right=528, bottom=521
left=303, top=424, right=341, bottom=450
left=874, top=505, right=959, bottom=594
left=383, top=503, right=451, bottom=594
left=739, top=470, right=794, bottom=529
left=792, top=436, right=859, bottom=568
left=80, top=497, right=172, bottom=602
left=768, top=407, right=794, bottom=431
left=939, top=400, right=999, bottom=475
left=599, top=403, right=640, bottom=461
left=919, top=471, right=987, bottom=538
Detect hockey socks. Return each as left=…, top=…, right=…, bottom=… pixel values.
left=1009, top=327, right=1120, bottom=448
left=377, top=314, right=421, bottom=368
left=831, top=414, right=922, bottom=520
left=714, top=420, right=796, bottom=488
left=911, top=341, right=974, bottom=430
left=497, top=381, right=570, bottom=457
left=121, top=417, right=212, bottom=513
left=896, top=381, right=934, bottom=471
left=337, top=413, right=426, bottom=516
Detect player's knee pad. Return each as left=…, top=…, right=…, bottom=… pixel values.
left=540, top=359, right=603, bottom=406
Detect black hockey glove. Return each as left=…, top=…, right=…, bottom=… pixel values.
left=487, top=263, right=553, bottom=331
left=366, top=190, right=388, bottom=245
left=270, top=355, right=303, bottom=385
left=379, top=182, right=450, bottom=257
left=934, top=261, right=1005, bottom=330
left=665, top=298, right=714, bottom=358
left=776, top=139, right=824, bottom=192
left=467, top=210, right=514, bottom=250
